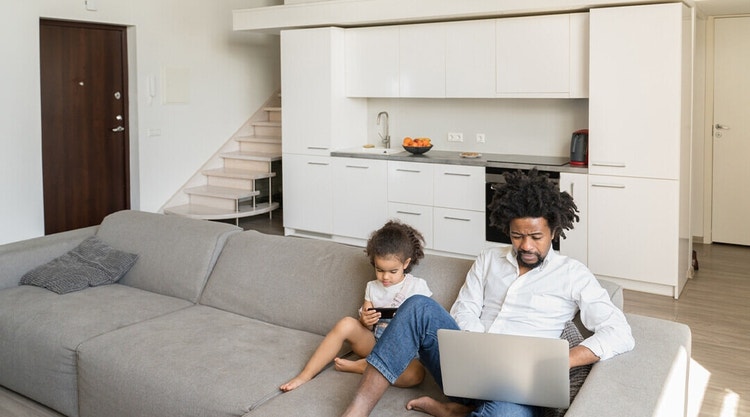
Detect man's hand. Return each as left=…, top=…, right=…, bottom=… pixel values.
left=569, top=345, right=599, bottom=368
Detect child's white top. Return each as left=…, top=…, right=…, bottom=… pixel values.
left=365, top=274, right=432, bottom=308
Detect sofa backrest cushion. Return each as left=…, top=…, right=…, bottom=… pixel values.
left=201, top=231, right=374, bottom=336
left=201, top=231, right=476, bottom=336
left=95, top=210, right=241, bottom=303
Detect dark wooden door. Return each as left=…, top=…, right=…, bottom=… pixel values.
left=40, top=20, right=130, bottom=234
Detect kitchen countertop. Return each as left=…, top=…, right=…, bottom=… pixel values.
left=330, top=148, right=589, bottom=174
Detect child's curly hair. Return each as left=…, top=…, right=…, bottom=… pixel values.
left=365, top=220, right=425, bottom=273
left=487, top=168, right=579, bottom=240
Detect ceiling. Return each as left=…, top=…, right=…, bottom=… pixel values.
left=693, top=0, right=750, bottom=16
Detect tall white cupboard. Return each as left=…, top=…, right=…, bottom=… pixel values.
left=588, top=3, right=693, bottom=298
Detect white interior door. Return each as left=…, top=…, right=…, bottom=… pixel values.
left=712, top=17, right=750, bottom=246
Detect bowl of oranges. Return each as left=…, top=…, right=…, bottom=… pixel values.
left=402, top=137, right=433, bottom=155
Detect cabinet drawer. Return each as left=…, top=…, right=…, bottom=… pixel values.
left=388, top=202, right=434, bottom=249
left=332, top=158, right=388, bottom=239
left=282, top=154, right=333, bottom=234
left=388, top=161, right=433, bottom=205
left=434, top=165, right=485, bottom=211
left=433, top=208, right=485, bottom=256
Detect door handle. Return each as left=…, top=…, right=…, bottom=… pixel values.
left=715, top=123, right=730, bottom=130
left=112, top=126, right=125, bottom=132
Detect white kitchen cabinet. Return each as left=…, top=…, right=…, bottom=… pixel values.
left=559, top=172, right=588, bottom=265
left=388, top=161, right=434, bottom=206
left=281, top=27, right=366, bottom=155
left=399, top=23, right=446, bottom=98
left=433, top=164, right=485, bottom=212
left=495, top=13, right=588, bottom=98
left=587, top=175, right=681, bottom=290
left=332, top=158, right=388, bottom=240
left=282, top=154, right=333, bottom=234
left=588, top=3, right=692, bottom=298
left=589, top=4, right=684, bottom=179
left=445, top=19, right=496, bottom=98
left=388, top=202, right=434, bottom=249
left=345, top=26, right=400, bottom=97
left=433, top=207, right=485, bottom=256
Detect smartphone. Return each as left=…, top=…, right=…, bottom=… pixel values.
left=369, top=307, right=398, bottom=319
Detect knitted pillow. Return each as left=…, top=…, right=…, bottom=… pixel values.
left=544, top=320, right=592, bottom=417
left=20, top=236, right=138, bottom=294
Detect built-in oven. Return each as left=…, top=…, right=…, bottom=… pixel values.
left=485, top=166, right=561, bottom=250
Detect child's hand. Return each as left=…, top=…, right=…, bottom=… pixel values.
left=360, top=307, right=381, bottom=327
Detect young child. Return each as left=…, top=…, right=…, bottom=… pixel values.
left=280, top=220, right=432, bottom=392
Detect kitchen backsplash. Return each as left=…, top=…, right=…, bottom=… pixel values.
left=365, top=98, right=589, bottom=157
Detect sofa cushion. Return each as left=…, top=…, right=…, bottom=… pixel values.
left=0, top=284, right=192, bottom=417
left=201, top=231, right=374, bottom=336
left=19, top=236, right=138, bottom=294
left=95, top=210, right=241, bottom=303
left=77, top=305, right=331, bottom=417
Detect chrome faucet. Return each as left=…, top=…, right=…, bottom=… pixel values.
left=376, top=111, right=390, bottom=149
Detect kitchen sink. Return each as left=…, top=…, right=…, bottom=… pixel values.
left=351, top=147, right=405, bottom=155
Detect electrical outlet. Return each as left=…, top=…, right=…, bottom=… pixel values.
left=476, top=133, right=486, bottom=143
left=448, top=132, right=464, bottom=142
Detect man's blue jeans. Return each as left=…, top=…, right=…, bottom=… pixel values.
left=366, top=295, right=543, bottom=417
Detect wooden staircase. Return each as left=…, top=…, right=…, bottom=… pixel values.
left=163, top=92, right=282, bottom=224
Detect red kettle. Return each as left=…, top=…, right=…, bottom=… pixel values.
left=570, top=129, right=588, bottom=167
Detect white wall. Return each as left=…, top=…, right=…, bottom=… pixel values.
left=366, top=98, right=589, bottom=157
left=0, top=0, right=280, bottom=244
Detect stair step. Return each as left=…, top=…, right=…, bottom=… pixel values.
left=184, top=185, right=259, bottom=200
left=202, top=167, right=276, bottom=180
left=164, top=202, right=280, bottom=220
left=235, top=135, right=281, bottom=144
left=220, top=151, right=282, bottom=163
left=252, top=121, right=281, bottom=128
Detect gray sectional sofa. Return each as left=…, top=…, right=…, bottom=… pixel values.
left=0, top=210, right=691, bottom=417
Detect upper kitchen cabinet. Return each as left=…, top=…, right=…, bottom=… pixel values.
left=589, top=4, right=687, bottom=179
left=445, top=20, right=496, bottom=98
left=345, top=26, right=400, bottom=97
left=496, top=13, right=589, bottom=98
left=282, top=27, right=367, bottom=155
left=400, top=24, right=446, bottom=97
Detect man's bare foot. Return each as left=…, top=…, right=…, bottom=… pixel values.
left=334, top=357, right=367, bottom=374
left=279, top=375, right=311, bottom=392
left=406, top=396, right=475, bottom=417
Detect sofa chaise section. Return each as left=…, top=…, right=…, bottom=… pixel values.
left=0, top=210, right=241, bottom=417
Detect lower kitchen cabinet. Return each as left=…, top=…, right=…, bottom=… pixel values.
left=587, top=175, right=687, bottom=297
left=388, top=202, right=434, bottom=248
left=283, top=154, right=333, bottom=235
left=559, top=172, right=588, bottom=265
left=433, top=207, right=485, bottom=256
left=332, top=157, right=388, bottom=240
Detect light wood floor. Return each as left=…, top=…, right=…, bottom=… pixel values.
left=624, top=243, right=750, bottom=417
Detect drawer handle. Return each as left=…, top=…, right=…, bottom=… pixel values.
left=307, top=146, right=329, bottom=151
left=444, top=172, right=471, bottom=177
left=444, top=216, right=471, bottom=222
left=591, top=162, right=627, bottom=168
left=396, top=211, right=422, bottom=216
left=307, top=162, right=329, bottom=166
left=396, top=169, right=421, bottom=173
left=345, top=165, right=369, bottom=169
left=591, top=183, right=626, bottom=189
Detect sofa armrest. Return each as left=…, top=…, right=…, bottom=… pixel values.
left=0, top=226, right=98, bottom=290
left=565, top=314, right=691, bottom=417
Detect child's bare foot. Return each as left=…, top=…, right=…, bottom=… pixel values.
left=406, top=396, right=475, bottom=417
left=334, top=357, right=368, bottom=374
left=279, top=375, right=310, bottom=392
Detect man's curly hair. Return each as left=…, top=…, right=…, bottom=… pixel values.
left=487, top=168, right=579, bottom=240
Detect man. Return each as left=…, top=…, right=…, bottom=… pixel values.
left=342, top=169, right=635, bottom=417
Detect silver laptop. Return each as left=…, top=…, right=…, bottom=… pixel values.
left=437, top=329, right=570, bottom=408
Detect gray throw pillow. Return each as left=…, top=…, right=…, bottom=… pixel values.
left=20, top=236, right=138, bottom=294
left=544, top=320, right=592, bottom=417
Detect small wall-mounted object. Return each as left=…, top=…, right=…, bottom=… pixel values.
left=85, top=0, right=97, bottom=11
